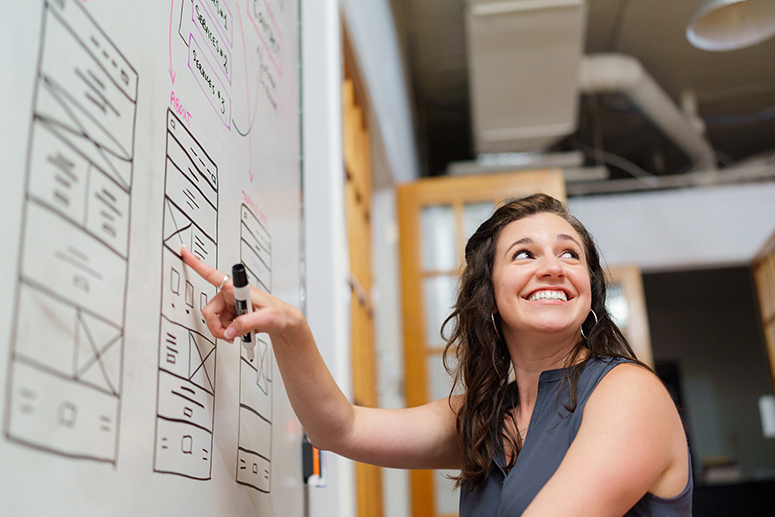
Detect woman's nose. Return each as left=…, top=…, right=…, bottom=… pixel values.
left=537, top=254, right=564, bottom=277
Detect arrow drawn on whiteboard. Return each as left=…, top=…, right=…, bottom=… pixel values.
left=169, top=0, right=176, bottom=84
left=237, top=1, right=255, bottom=182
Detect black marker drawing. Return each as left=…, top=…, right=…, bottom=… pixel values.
left=4, top=0, right=137, bottom=464
left=236, top=204, right=272, bottom=492
left=176, top=0, right=234, bottom=128
left=154, top=109, right=218, bottom=480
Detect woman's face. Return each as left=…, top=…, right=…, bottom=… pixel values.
left=491, top=212, right=592, bottom=343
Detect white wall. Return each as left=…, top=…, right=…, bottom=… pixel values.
left=568, top=182, right=775, bottom=272
left=341, top=0, right=420, bottom=184
left=302, top=1, right=419, bottom=517
left=301, top=1, right=354, bottom=516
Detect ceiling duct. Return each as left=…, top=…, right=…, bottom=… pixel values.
left=465, top=0, right=587, bottom=154
left=465, top=2, right=718, bottom=174
left=579, top=53, right=717, bottom=171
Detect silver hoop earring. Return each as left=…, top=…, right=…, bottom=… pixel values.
left=580, top=309, right=598, bottom=339
left=491, top=313, right=502, bottom=341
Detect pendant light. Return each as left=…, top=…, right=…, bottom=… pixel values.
left=687, top=0, right=775, bottom=51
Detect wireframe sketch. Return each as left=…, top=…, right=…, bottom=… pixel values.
left=236, top=204, right=273, bottom=492
left=154, top=109, right=219, bottom=480
left=4, top=0, right=138, bottom=463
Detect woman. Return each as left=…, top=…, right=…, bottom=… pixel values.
left=181, top=193, right=692, bottom=515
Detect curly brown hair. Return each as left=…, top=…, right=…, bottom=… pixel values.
left=442, top=193, right=641, bottom=489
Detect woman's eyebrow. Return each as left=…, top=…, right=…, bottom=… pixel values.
left=557, top=233, right=582, bottom=247
left=505, top=237, right=532, bottom=256
left=504, top=234, right=581, bottom=257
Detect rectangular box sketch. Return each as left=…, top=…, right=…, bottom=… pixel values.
left=154, top=109, right=219, bottom=480
left=178, top=0, right=234, bottom=128
left=192, top=0, right=233, bottom=85
left=4, top=0, right=138, bottom=463
left=236, top=204, right=273, bottom=492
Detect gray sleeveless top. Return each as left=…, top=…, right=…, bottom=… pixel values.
left=459, top=355, right=693, bottom=516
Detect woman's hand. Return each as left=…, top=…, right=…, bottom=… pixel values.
left=179, top=246, right=303, bottom=344
left=180, top=247, right=461, bottom=469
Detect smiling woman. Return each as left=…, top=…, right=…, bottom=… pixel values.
left=443, top=194, right=692, bottom=516
left=181, top=193, right=693, bottom=517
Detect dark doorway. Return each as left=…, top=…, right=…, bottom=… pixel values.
left=643, top=266, right=775, bottom=514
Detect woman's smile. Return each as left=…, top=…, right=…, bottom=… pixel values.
left=526, top=289, right=569, bottom=302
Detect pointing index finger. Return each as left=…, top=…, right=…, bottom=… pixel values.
left=180, top=246, right=227, bottom=287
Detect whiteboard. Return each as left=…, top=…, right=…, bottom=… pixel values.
left=0, top=0, right=303, bottom=515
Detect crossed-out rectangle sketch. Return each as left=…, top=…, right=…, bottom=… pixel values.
left=4, top=0, right=138, bottom=463
left=236, top=204, right=273, bottom=492
left=154, top=109, right=219, bottom=480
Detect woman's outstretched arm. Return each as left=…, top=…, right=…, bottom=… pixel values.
left=180, top=246, right=462, bottom=470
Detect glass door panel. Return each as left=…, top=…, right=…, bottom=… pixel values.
left=422, top=205, right=457, bottom=271
left=463, top=201, right=495, bottom=242
left=422, top=275, right=459, bottom=347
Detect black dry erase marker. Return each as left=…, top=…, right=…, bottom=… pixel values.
left=232, top=264, right=256, bottom=361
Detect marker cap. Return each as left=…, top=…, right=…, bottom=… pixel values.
left=232, top=263, right=248, bottom=288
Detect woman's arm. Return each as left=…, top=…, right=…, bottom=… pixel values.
left=180, top=246, right=462, bottom=469
left=523, top=363, right=689, bottom=516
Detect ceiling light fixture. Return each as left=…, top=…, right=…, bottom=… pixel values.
left=687, top=0, right=775, bottom=51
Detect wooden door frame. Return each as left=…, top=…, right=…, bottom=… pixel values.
left=753, top=229, right=775, bottom=392
left=343, top=27, right=383, bottom=517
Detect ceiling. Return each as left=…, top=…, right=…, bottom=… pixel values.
left=389, top=0, right=775, bottom=194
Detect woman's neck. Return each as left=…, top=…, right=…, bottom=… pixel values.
left=508, top=338, right=588, bottom=420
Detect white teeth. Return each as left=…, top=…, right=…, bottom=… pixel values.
left=528, top=290, right=568, bottom=302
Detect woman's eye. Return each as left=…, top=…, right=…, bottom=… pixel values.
left=560, top=249, right=579, bottom=259
left=513, top=249, right=532, bottom=260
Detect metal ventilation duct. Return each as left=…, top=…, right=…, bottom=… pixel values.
left=578, top=53, right=717, bottom=171
left=465, top=0, right=587, bottom=154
